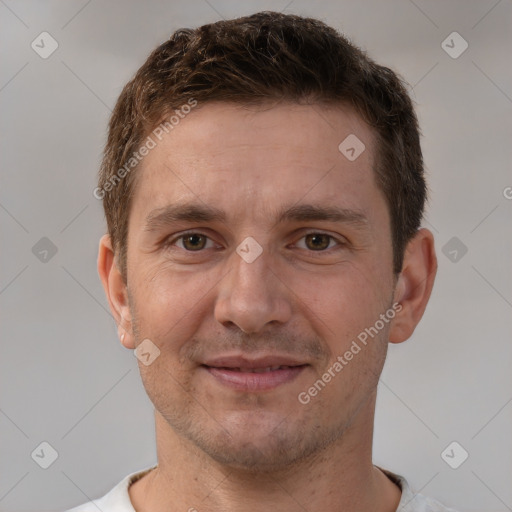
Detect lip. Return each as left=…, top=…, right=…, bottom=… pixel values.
left=201, top=354, right=309, bottom=392
left=203, top=354, right=308, bottom=369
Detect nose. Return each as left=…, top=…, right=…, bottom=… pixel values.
left=214, top=245, right=293, bottom=334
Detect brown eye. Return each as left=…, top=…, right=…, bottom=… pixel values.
left=304, top=233, right=331, bottom=251
left=181, top=233, right=207, bottom=251
left=163, top=231, right=216, bottom=253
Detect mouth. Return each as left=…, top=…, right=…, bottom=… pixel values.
left=201, top=355, right=309, bottom=392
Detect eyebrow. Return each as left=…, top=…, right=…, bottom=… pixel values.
left=144, top=203, right=227, bottom=232
left=143, top=202, right=369, bottom=232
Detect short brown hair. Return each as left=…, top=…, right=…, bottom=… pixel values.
left=98, top=11, right=426, bottom=279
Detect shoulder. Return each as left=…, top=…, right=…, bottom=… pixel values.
left=380, top=468, right=460, bottom=512
left=62, top=466, right=157, bottom=512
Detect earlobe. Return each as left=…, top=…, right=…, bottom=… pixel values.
left=97, top=234, right=135, bottom=349
left=388, top=228, right=437, bottom=344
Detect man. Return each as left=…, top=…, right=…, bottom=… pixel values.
left=67, top=11, right=457, bottom=512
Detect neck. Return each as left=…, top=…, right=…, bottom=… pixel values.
left=129, top=393, right=401, bottom=512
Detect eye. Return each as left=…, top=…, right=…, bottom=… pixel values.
left=295, top=233, right=342, bottom=251
left=165, top=232, right=215, bottom=251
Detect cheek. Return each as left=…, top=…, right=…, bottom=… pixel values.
left=129, top=262, right=215, bottom=347
left=300, top=266, right=391, bottom=408
left=292, top=262, right=391, bottom=350
left=130, top=268, right=204, bottom=408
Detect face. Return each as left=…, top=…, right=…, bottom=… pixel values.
left=123, top=102, right=398, bottom=471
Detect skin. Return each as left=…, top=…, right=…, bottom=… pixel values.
left=98, top=102, right=437, bottom=512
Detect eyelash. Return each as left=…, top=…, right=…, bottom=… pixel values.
left=163, top=230, right=345, bottom=253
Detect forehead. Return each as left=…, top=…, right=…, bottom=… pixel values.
left=130, top=102, right=384, bottom=228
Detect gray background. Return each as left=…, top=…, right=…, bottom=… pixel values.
left=1, top=1, right=511, bottom=511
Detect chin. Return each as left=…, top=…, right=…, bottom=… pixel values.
left=183, top=410, right=337, bottom=473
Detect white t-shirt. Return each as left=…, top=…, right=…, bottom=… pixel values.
left=63, top=466, right=458, bottom=512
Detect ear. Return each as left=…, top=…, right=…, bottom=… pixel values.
left=97, top=234, right=135, bottom=349
left=389, top=228, right=437, bottom=344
